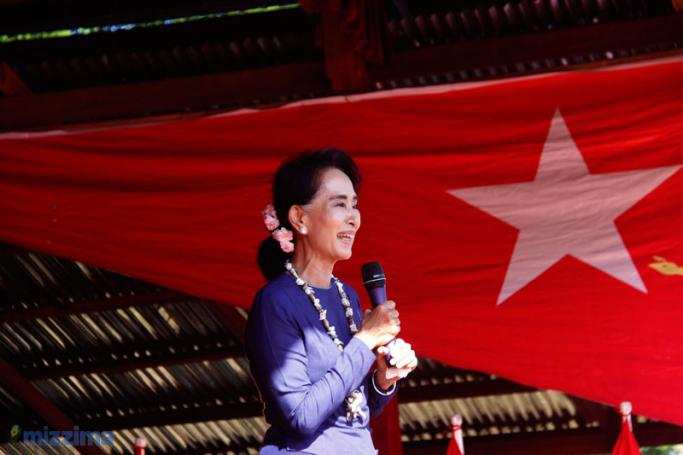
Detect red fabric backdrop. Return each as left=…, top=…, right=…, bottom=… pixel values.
left=2, top=57, right=683, bottom=425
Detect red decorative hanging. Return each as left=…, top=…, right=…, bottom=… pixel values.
left=612, top=402, right=642, bottom=455
left=446, top=415, right=464, bottom=455
left=135, top=437, right=147, bottom=455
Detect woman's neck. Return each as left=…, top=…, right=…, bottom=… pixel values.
left=292, top=251, right=335, bottom=288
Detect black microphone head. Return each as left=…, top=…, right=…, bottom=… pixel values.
left=361, top=262, right=386, bottom=289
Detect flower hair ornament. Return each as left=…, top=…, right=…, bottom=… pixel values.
left=262, top=204, right=295, bottom=253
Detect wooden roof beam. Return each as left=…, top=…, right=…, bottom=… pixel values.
left=401, top=414, right=581, bottom=441
left=399, top=377, right=535, bottom=402
left=82, top=401, right=264, bottom=430
left=208, top=303, right=247, bottom=344
left=0, top=289, right=195, bottom=323
left=14, top=335, right=242, bottom=380
left=371, top=14, right=683, bottom=84
left=0, top=61, right=328, bottom=132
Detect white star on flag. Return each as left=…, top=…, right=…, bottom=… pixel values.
left=449, top=109, right=681, bottom=305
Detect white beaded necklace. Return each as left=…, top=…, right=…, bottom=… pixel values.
left=285, top=260, right=358, bottom=352
left=285, top=260, right=365, bottom=423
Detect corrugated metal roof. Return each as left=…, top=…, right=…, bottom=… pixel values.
left=401, top=391, right=579, bottom=442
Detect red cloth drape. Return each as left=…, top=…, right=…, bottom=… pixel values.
left=370, top=396, right=403, bottom=455
left=2, top=56, right=683, bottom=425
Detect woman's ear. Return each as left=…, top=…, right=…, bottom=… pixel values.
left=288, top=205, right=308, bottom=235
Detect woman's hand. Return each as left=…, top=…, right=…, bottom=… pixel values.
left=375, top=338, right=418, bottom=390
left=354, top=300, right=400, bottom=350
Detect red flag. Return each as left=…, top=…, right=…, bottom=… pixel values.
left=612, top=403, right=642, bottom=455
left=135, top=437, right=147, bottom=455
left=447, top=439, right=463, bottom=455
left=1, top=57, right=683, bottom=425
left=446, top=416, right=464, bottom=455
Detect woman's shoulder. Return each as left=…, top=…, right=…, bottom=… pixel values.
left=252, top=273, right=298, bottom=312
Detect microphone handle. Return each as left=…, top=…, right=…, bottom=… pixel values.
left=368, top=287, right=397, bottom=367
left=368, top=287, right=387, bottom=308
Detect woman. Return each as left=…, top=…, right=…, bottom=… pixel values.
left=246, top=149, right=418, bottom=454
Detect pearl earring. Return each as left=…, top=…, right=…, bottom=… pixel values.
left=301, top=226, right=308, bottom=234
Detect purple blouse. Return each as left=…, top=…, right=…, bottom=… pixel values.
left=246, top=273, right=397, bottom=454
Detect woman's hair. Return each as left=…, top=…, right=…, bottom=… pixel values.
left=257, top=148, right=362, bottom=280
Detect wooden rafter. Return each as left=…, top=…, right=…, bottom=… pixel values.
left=208, top=303, right=247, bottom=344
left=0, top=61, right=328, bottom=132
left=82, top=401, right=264, bottom=430
left=14, top=335, right=242, bottom=380
left=399, top=377, right=535, bottom=402
left=402, top=414, right=582, bottom=441
left=0, top=289, right=195, bottom=323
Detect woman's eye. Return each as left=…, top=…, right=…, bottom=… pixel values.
left=334, top=201, right=358, bottom=209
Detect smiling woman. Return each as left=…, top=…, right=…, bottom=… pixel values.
left=246, top=149, right=418, bottom=454
left=256, top=149, right=363, bottom=282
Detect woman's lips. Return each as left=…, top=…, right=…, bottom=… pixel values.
left=337, top=231, right=355, bottom=246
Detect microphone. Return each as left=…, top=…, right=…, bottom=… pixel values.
left=361, top=262, right=387, bottom=309
left=361, top=262, right=409, bottom=379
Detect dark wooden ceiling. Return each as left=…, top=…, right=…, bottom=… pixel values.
left=1, top=0, right=682, bottom=131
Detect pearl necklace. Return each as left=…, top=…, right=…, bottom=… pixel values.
left=285, top=260, right=358, bottom=352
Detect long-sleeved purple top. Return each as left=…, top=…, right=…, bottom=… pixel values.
left=245, top=272, right=397, bottom=454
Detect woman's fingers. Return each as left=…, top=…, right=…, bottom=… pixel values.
left=395, top=352, right=417, bottom=369
left=390, top=352, right=412, bottom=367
left=394, top=353, right=417, bottom=369
left=357, top=301, right=403, bottom=348
left=389, top=340, right=416, bottom=368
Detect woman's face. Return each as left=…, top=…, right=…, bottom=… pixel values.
left=300, top=168, right=361, bottom=262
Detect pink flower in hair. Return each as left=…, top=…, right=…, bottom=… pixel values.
left=262, top=204, right=280, bottom=231
left=272, top=227, right=293, bottom=243
left=272, top=227, right=295, bottom=253
left=280, top=240, right=295, bottom=253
